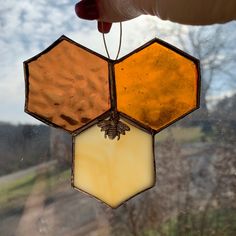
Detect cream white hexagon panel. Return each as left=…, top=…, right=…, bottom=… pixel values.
left=72, top=119, right=155, bottom=208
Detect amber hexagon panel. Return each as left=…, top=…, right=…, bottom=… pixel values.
left=73, top=119, right=155, bottom=208
left=114, top=39, right=200, bottom=132
left=24, top=36, right=110, bottom=132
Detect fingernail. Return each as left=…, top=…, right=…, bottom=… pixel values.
left=75, top=0, right=99, bottom=20
left=98, top=21, right=112, bottom=34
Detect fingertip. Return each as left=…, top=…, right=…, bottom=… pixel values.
left=75, top=0, right=99, bottom=20
left=98, top=21, right=112, bottom=33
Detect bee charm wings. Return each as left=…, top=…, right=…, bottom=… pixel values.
left=97, top=112, right=130, bottom=140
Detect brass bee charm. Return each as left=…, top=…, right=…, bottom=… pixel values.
left=97, top=112, right=130, bottom=140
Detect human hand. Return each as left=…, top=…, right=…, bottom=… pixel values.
left=75, top=0, right=157, bottom=33
left=75, top=0, right=236, bottom=33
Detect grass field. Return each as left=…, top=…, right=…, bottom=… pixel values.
left=156, top=126, right=203, bottom=143
left=0, top=165, right=70, bottom=213
left=0, top=126, right=203, bottom=213
left=143, top=208, right=236, bottom=236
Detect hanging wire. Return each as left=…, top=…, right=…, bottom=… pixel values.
left=102, top=22, right=122, bottom=60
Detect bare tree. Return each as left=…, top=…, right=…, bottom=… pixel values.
left=107, top=133, right=191, bottom=236
left=154, top=23, right=236, bottom=120
left=103, top=22, right=236, bottom=236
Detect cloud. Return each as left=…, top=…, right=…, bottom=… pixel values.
left=0, top=0, right=164, bottom=124
left=2, top=1, right=234, bottom=124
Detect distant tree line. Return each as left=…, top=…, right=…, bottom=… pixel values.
left=0, top=123, right=51, bottom=176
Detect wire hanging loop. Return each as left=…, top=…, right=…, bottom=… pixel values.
left=102, top=22, right=122, bottom=60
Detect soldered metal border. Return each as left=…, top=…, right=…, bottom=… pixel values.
left=113, top=37, right=201, bottom=136
left=71, top=120, right=156, bottom=209
left=24, top=35, right=201, bottom=208
left=70, top=37, right=200, bottom=208
left=23, top=35, right=113, bottom=133
left=24, top=35, right=200, bottom=135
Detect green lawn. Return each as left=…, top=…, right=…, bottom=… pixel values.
left=143, top=208, right=236, bottom=236
left=0, top=172, right=37, bottom=211
left=0, top=166, right=70, bottom=213
left=156, top=126, right=203, bottom=143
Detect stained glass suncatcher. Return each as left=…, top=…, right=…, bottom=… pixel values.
left=24, top=35, right=200, bottom=208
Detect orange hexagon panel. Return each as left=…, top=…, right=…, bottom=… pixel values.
left=24, top=36, right=111, bottom=132
left=114, top=39, right=200, bottom=133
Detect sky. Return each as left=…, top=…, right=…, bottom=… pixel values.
left=0, top=0, right=235, bottom=124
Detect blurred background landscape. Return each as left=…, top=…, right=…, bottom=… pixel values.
left=0, top=1, right=236, bottom=235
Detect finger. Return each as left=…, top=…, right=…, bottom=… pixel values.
left=97, top=0, right=141, bottom=22
left=75, top=0, right=99, bottom=20
left=97, top=21, right=112, bottom=33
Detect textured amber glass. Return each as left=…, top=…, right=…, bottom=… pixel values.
left=73, top=119, right=154, bottom=208
left=25, top=37, right=110, bottom=132
left=115, top=42, right=199, bottom=131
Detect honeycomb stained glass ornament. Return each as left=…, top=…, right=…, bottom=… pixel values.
left=24, top=35, right=200, bottom=208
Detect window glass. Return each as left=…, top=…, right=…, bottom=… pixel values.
left=0, top=2, right=236, bottom=235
